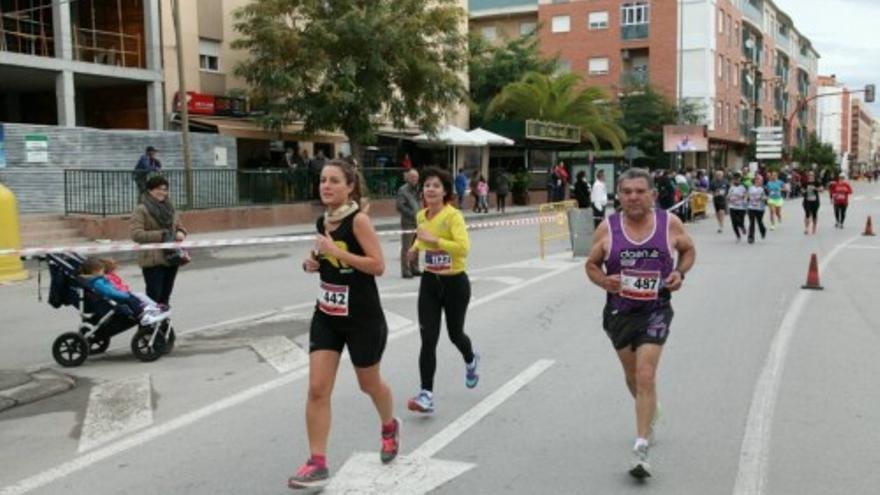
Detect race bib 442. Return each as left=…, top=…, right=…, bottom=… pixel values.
left=318, top=282, right=349, bottom=316
left=620, top=269, right=661, bottom=301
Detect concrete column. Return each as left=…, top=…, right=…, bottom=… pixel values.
left=144, top=0, right=163, bottom=71
left=52, top=0, right=73, bottom=60
left=55, top=71, right=76, bottom=127
left=147, top=82, right=165, bottom=130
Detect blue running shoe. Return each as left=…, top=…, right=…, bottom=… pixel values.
left=466, top=353, right=480, bottom=389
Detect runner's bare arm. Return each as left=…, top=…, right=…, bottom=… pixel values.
left=585, top=219, right=619, bottom=293
left=316, top=212, right=385, bottom=276
left=665, top=214, right=696, bottom=291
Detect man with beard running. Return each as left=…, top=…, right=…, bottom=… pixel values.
left=585, top=168, right=696, bottom=479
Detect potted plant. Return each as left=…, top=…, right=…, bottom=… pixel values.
left=511, top=170, right=531, bottom=205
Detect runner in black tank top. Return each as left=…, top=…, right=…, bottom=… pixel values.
left=288, top=160, right=399, bottom=490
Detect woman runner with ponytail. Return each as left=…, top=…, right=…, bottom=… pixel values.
left=288, top=160, right=399, bottom=489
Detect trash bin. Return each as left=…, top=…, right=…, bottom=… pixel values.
left=567, top=208, right=593, bottom=257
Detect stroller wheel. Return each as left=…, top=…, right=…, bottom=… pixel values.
left=89, top=336, right=111, bottom=355
left=159, top=322, right=175, bottom=355
left=53, top=332, right=90, bottom=367
left=131, top=326, right=165, bottom=362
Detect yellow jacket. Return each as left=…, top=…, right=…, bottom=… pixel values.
left=411, top=205, right=469, bottom=274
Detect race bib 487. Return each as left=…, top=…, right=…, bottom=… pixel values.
left=620, top=269, right=661, bottom=301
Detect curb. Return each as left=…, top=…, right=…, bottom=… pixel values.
left=0, top=369, right=76, bottom=412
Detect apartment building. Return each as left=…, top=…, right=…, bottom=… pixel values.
left=470, top=0, right=820, bottom=168
left=850, top=98, right=874, bottom=171
left=0, top=0, right=164, bottom=129
left=816, top=75, right=850, bottom=167
left=470, top=0, right=539, bottom=46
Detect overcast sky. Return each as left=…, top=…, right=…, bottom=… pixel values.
left=773, top=0, right=879, bottom=117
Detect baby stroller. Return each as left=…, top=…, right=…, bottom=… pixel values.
left=41, top=253, right=176, bottom=367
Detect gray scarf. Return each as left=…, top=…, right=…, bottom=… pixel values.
left=142, top=192, right=176, bottom=232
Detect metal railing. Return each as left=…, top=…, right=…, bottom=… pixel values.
left=620, top=70, right=649, bottom=88
left=621, top=24, right=649, bottom=40
left=64, top=167, right=406, bottom=216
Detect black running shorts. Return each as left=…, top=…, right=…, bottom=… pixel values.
left=602, top=304, right=674, bottom=351
left=713, top=196, right=727, bottom=212
left=309, top=310, right=387, bottom=368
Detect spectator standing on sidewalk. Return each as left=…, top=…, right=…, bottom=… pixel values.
left=574, top=171, right=591, bottom=209
left=133, top=146, right=162, bottom=195
left=309, top=150, right=327, bottom=201
left=591, top=170, right=609, bottom=228
left=454, top=169, right=469, bottom=209
left=396, top=169, right=422, bottom=278
left=495, top=170, right=510, bottom=213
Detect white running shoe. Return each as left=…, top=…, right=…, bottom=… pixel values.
left=630, top=443, right=652, bottom=479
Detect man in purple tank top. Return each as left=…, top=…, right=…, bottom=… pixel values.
left=585, top=168, right=696, bottom=479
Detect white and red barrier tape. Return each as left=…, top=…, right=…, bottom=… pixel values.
left=0, top=214, right=563, bottom=258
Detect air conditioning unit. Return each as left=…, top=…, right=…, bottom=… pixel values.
left=622, top=49, right=630, bottom=60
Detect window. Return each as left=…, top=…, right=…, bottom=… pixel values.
left=718, top=55, right=724, bottom=79
left=520, top=21, right=536, bottom=36
left=734, top=65, right=739, bottom=86
left=481, top=26, right=497, bottom=41
left=717, top=102, right=724, bottom=129
left=199, top=39, right=220, bottom=72
left=621, top=2, right=649, bottom=25
left=718, top=10, right=724, bottom=34
left=588, top=57, right=609, bottom=75
left=589, top=11, right=609, bottom=30
left=551, top=15, right=570, bottom=33
left=556, top=59, right=572, bottom=74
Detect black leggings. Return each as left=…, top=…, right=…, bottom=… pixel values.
left=803, top=201, right=819, bottom=222
left=496, top=193, right=507, bottom=212
left=748, top=209, right=766, bottom=240
left=417, top=272, right=475, bottom=391
left=142, top=265, right=179, bottom=305
left=730, top=209, right=746, bottom=239
left=834, top=204, right=848, bottom=225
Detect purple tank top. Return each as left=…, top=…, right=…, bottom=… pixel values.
left=604, top=209, right=675, bottom=313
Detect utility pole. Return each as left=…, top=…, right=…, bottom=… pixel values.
left=172, top=0, right=194, bottom=208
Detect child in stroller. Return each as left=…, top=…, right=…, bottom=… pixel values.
left=78, top=257, right=170, bottom=326
left=45, top=253, right=177, bottom=367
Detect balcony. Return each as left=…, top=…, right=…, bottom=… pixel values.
left=620, top=69, right=649, bottom=89
left=742, top=0, right=764, bottom=26
left=621, top=24, right=649, bottom=41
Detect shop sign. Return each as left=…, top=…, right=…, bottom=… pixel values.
left=525, top=120, right=581, bottom=143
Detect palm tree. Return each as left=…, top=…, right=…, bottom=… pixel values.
left=486, top=71, right=625, bottom=151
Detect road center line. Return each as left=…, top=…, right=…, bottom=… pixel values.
left=1, top=262, right=577, bottom=495
left=732, top=236, right=858, bottom=495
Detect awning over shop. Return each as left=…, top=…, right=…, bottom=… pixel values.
left=413, top=124, right=486, bottom=146
left=184, top=115, right=347, bottom=143
left=467, top=127, right=515, bottom=146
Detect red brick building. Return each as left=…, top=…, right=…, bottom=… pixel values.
left=471, top=0, right=821, bottom=169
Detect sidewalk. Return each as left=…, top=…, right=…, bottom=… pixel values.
left=3, top=205, right=541, bottom=411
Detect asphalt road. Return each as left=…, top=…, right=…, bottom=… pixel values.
left=2, top=184, right=880, bottom=495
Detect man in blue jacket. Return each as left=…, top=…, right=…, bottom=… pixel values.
left=133, top=146, right=162, bottom=194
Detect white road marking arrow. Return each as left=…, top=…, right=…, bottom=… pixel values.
left=78, top=374, right=153, bottom=453
left=324, top=359, right=555, bottom=494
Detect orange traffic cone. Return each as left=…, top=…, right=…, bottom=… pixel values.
left=863, top=216, right=876, bottom=236
left=801, top=253, right=824, bottom=290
